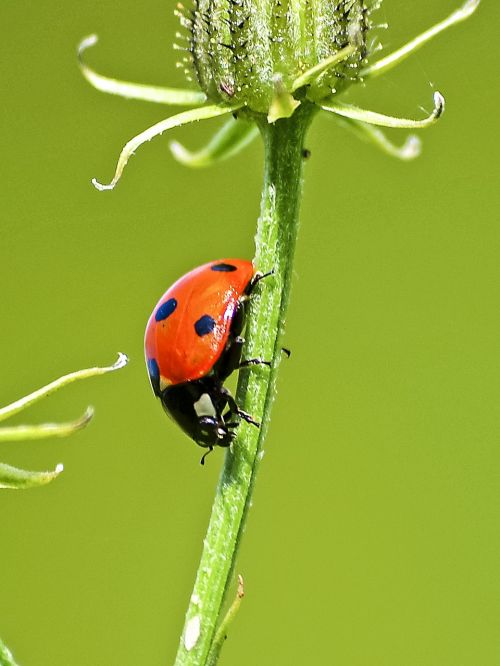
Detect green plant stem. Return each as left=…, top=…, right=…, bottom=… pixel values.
left=172, top=102, right=316, bottom=666
left=0, top=638, right=19, bottom=666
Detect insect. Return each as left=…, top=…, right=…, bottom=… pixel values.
left=144, top=259, right=270, bottom=463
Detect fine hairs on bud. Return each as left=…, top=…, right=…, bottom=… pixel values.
left=181, top=0, right=376, bottom=114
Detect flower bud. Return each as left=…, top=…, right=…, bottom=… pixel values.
left=181, top=0, right=373, bottom=117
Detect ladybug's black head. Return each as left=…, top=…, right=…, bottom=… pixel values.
left=159, top=379, right=235, bottom=449
left=196, top=415, right=235, bottom=447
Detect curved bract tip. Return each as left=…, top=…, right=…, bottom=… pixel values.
left=460, top=0, right=481, bottom=18
left=432, top=91, right=446, bottom=119
left=92, top=177, right=114, bottom=192
left=0, top=461, right=64, bottom=489
left=77, top=33, right=207, bottom=106
left=91, top=104, right=241, bottom=190
left=322, top=90, right=445, bottom=130
left=0, top=353, right=129, bottom=423
left=77, top=33, right=99, bottom=56
left=113, top=352, right=129, bottom=370
left=399, top=135, right=422, bottom=160
left=336, top=114, right=423, bottom=161
left=0, top=354, right=128, bottom=487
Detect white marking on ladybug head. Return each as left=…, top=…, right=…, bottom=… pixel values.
left=194, top=393, right=217, bottom=418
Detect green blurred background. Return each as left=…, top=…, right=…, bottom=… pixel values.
left=1, top=1, right=498, bottom=664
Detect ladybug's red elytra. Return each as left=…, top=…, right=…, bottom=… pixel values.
left=144, top=259, right=270, bottom=462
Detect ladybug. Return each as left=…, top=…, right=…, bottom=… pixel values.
left=144, top=259, right=270, bottom=463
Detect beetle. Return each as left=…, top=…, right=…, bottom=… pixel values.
left=144, top=259, right=270, bottom=463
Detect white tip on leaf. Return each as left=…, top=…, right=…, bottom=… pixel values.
left=336, top=115, right=422, bottom=161
left=79, top=33, right=99, bottom=52
left=113, top=352, right=129, bottom=370
left=0, top=353, right=128, bottom=424
left=399, top=135, right=422, bottom=160
left=321, top=90, right=445, bottom=130
left=460, top=0, right=481, bottom=19
left=0, top=354, right=128, bottom=488
left=91, top=177, right=114, bottom=192
left=0, top=461, right=64, bottom=490
left=432, top=91, right=446, bottom=119
left=92, top=104, right=241, bottom=190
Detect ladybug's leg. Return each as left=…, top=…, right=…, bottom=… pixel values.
left=246, top=269, right=274, bottom=296
left=239, top=347, right=290, bottom=368
left=212, top=296, right=248, bottom=381
left=229, top=301, right=246, bottom=337
left=214, top=335, right=245, bottom=381
left=236, top=409, right=260, bottom=428
left=239, top=358, right=271, bottom=368
left=220, top=387, right=260, bottom=428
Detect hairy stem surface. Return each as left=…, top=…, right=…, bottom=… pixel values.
left=173, top=103, right=315, bottom=666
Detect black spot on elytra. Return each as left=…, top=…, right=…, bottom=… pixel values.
left=155, top=298, right=177, bottom=322
left=194, top=314, right=216, bottom=337
left=211, top=263, right=237, bottom=272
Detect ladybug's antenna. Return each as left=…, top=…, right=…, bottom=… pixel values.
left=200, top=446, right=213, bottom=466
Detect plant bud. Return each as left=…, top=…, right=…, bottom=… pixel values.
left=181, top=0, right=374, bottom=117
